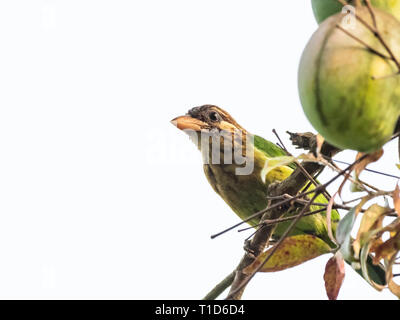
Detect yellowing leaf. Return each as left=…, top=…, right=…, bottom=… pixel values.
left=243, top=235, right=331, bottom=274
left=388, top=279, right=400, bottom=298
left=324, top=253, right=345, bottom=300
left=387, top=256, right=400, bottom=298
left=353, top=204, right=387, bottom=259
left=260, top=156, right=295, bottom=183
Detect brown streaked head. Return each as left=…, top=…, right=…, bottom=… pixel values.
left=171, top=105, right=246, bottom=133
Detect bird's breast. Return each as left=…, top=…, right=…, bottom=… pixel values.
left=203, top=163, right=269, bottom=225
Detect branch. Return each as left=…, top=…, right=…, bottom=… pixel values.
left=203, top=271, right=236, bottom=300
left=227, top=193, right=320, bottom=299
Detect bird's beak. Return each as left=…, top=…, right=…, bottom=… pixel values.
left=170, top=115, right=205, bottom=132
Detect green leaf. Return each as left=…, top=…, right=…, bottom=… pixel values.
left=243, top=235, right=331, bottom=273
left=350, top=181, right=364, bottom=193
left=336, top=207, right=356, bottom=245
left=336, top=207, right=356, bottom=261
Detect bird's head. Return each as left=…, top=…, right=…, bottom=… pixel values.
left=171, top=104, right=246, bottom=135
left=171, top=105, right=254, bottom=168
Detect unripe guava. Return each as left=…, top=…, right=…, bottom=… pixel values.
left=311, top=0, right=400, bottom=23
left=298, top=8, right=400, bottom=152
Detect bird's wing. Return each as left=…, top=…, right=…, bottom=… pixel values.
left=254, top=133, right=341, bottom=237
left=253, top=134, right=297, bottom=170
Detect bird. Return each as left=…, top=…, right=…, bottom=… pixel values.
left=171, top=104, right=386, bottom=285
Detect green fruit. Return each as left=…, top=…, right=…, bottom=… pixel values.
left=298, top=8, right=400, bottom=152
left=312, top=0, right=400, bottom=24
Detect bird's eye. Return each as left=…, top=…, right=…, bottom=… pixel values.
left=209, top=112, right=219, bottom=122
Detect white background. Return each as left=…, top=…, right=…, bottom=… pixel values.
left=0, top=0, right=398, bottom=299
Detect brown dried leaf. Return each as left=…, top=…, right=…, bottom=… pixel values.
left=393, top=184, right=400, bottom=217
left=243, top=235, right=331, bottom=274
left=373, top=233, right=400, bottom=264
left=316, top=134, right=324, bottom=156
left=324, top=253, right=345, bottom=300
left=370, top=220, right=400, bottom=264
left=354, top=149, right=384, bottom=178
left=370, top=238, right=384, bottom=254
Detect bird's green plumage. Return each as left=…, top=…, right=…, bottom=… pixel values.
left=254, top=135, right=293, bottom=164
left=203, top=132, right=339, bottom=246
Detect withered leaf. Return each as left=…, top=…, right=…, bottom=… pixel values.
left=353, top=204, right=387, bottom=259
left=373, top=233, right=400, bottom=264
left=354, top=149, right=384, bottom=178
left=316, top=134, right=324, bottom=156
left=393, top=184, right=400, bottom=217
left=324, top=254, right=345, bottom=300
left=243, top=235, right=331, bottom=274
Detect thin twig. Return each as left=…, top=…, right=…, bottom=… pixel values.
left=319, top=157, right=372, bottom=193
left=333, top=159, right=400, bottom=179
left=211, top=154, right=369, bottom=239
left=365, top=0, right=377, bottom=28
left=239, top=206, right=397, bottom=232
left=272, top=129, right=287, bottom=151
left=270, top=193, right=396, bottom=216
left=336, top=24, right=391, bottom=61
left=226, top=194, right=319, bottom=299
left=238, top=207, right=328, bottom=232
left=272, top=129, right=331, bottom=201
